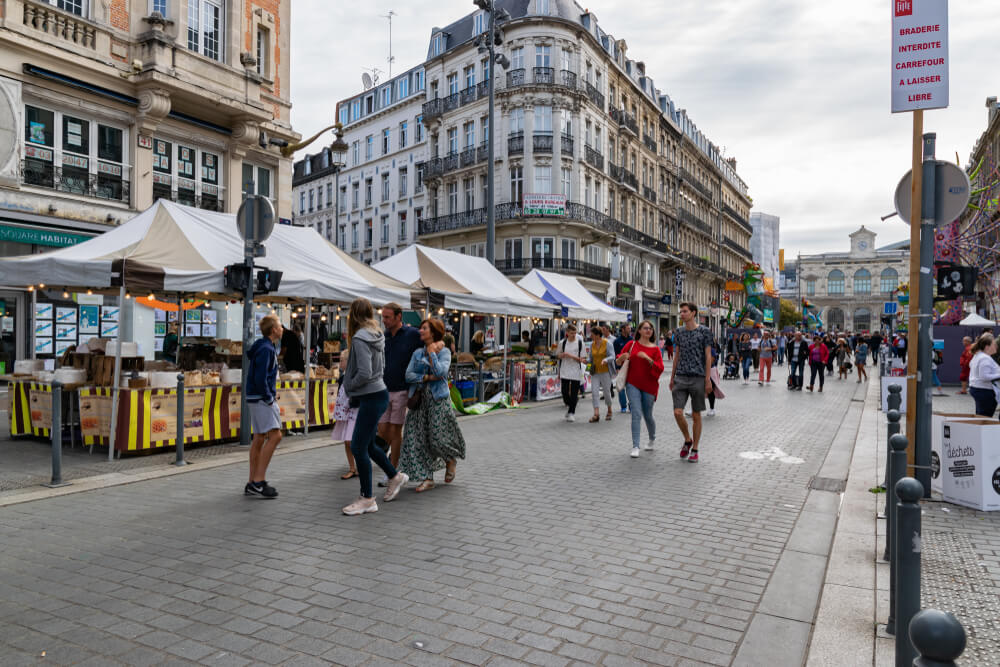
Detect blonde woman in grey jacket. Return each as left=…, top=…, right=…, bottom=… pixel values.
left=341, top=298, right=408, bottom=516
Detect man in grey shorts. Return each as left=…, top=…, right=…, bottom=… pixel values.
left=244, top=314, right=284, bottom=498
left=669, top=303, right=713, bottom=463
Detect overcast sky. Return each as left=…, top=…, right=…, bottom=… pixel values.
left=290, top=0, right=999, bottom=257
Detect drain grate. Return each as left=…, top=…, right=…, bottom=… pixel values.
left=809, top=476, right=847, bottom=493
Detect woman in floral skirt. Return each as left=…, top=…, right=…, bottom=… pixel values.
left=331, top=338, right=358, bottom=479
left=398, top=318, right=466, bottom=493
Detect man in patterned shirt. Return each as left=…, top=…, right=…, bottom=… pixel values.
left=669, top=303, right=714, bottom=462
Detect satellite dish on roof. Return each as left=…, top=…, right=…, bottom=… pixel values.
left=362, top=72, right=373, bottom=90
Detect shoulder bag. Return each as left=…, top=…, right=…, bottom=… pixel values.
left=614, top=341, right=632, bottom=392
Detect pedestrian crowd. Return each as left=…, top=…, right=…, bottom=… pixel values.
left=242, top=298, right=1000, bottom=510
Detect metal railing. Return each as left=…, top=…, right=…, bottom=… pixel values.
left=680, top=208, right=713, bottom=236
left=609, top=162, right=638, bottom=190
left=460, top=86, right=477, bottom=106
left=584, top=145, right=604, bottom=170
left=460, top=147, right=476, bottom=167
left=506, top=68, right=526, bottom=88
left=533, top=133, right=553, bottom=153
left=610, top=108, right=639, bottom=136
left=21, top=161, right=131, bottom=204
left=723, top=203, right=752, bottom=231
left=508, top=131, right=524, bottom=155
left=560, top=134, right=574, bottom=156
left=680, top=167, right=713, bottom=200
left=533, top=66, right=554, bottom=85
left=477, top=142, right=489, bottom=163
left=642, top=185, right=657, bottom=203
left=560, top=70, right=577, bottom=89
left=585, top=81, right=605, bottom=110
left=643, top=133, right=657, bottom=153
left=495, top=257, right=611, bottom=281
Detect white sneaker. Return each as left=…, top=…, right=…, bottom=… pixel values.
left=630, top=448, right=640, bottom=458
left=383, top=472, right=409, bottom=502
left=683, top=408, right=692, bottom=416
left=644, top=439, right=655, bottom=451
left=343, top=497, right=378, bottom=516
left=567, top=413, right=575, bottom=422
left=707, top=409, right=716, bottom=416
left=564, top=412, right=571, bottom=422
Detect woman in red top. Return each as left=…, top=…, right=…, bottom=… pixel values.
left=959, top=336, right=973, bottom=394
left=807, top=334, right=830, bottom=392
left=616, top=320, right=665, bottom=458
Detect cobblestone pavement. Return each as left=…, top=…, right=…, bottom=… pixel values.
left=0, top=365, right=861, bottom=666
left=918, top=391, right=1000, bottom=666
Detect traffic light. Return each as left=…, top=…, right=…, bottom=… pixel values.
left=223, top=264, right=251, bottom=292
left=255, top=267, right=282, bottom=294
left=936, top=264, right=977, bottom=300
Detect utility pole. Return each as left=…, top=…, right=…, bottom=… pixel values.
left=383, top=10, right=396, bottom=79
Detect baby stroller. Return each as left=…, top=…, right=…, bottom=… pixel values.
left=723, top=354, right=739, bottom=380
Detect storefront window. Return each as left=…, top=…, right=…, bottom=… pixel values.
left=23, top=104, right=128, bottom=203
left=152, top=138, right=173, bottom=203
left=201, top=152, right=220, bottom=211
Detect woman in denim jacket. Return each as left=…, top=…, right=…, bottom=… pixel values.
left=398, top=318, right=467, bottom=492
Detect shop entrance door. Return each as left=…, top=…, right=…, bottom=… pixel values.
left=0, top=290, right=26, bottom=373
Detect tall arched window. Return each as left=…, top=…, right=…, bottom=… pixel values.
left=828, top=269, right=845, bottom=295
left=854, top=269, right=871, bottom=295
left=854, top=308, right=871, bottom=331
left=881, top=267, right=898, bottom=293
left=827, top=307, right=845, bottom=330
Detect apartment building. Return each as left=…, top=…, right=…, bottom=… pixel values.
left=297, top=64, right=429, bottom=264
left=957, top=97, right=1000, bottom=320
left=0, top=0, right=298, bottom=363
left=414, top=0, right=753, bottom=332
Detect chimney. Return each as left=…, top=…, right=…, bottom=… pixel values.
left=988, top=96, right=998, bottom=123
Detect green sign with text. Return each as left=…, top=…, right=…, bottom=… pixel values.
left=0, top=224, right=91, bottom=248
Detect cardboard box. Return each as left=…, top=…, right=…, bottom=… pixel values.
left=931, top=412, right=979, bottom=495
left=941, top=419, right=1000, bottom=511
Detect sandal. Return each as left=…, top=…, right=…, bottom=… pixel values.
left=415, top=479, right=436, bottom=493
left=445, top=460, right=456, bottom=483
left=340, top=470, right=358, bottom=480
left=605, top=413, right=612, bottom=421
left=589, top=415, right=600, bottom=423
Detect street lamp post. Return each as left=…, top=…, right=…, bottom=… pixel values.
left=473, top=0, right=510, bottom=264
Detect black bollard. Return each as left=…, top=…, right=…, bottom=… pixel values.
left=885, top=385, right=902, bottom=490
left=886, top=433, right=909, bottom=635
left=46, top=381, right=65, bottom=487
left=883, top=408, right=902, bottom=556
left=895, top=477, right=923, bottom=667
left=175, top=374, right=187, bottom=466
left=910, top=609, right=966, bottom=667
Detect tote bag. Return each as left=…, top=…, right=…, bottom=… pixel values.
left=614, top=341, right=632, bottom=392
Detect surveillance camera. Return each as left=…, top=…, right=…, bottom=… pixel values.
left=131, top=59, right=143, bottom=72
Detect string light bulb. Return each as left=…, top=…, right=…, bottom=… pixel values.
left=62, top=291, right=69, bottom=298
left=86, top=289, right=92, bottom=295
left=39, top=283, right=45, bottom=288
left=148, top=293, right=155, bottom=300
left=27, top=285, right=34, bottom=292
left=125, top=293, right=131, bottom=299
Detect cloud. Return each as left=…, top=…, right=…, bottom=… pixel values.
left=291, top=0, right=1000, bottom=257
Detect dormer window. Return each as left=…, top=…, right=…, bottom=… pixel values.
left=474, top=12, right=486, bottom=35
left=432, top=33, right=443, bottom=56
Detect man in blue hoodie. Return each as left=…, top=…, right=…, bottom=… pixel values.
left=245, top=314, right=283, bottom=498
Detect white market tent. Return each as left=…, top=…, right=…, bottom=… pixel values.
left=517, top=269, right=629, bottom=323
left=958, top=313, right=997, bottom=327
left=0, top=200, right=413, bottom=306
left=373, top=245, right=556, bottom=318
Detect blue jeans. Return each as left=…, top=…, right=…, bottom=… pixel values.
left=350, top=389, right=397, bottom=498
left=777, top=346, right=784, bottom=364
left=969, top=387, right=998, bottom=417
left=789, top=360, right=804, bottom=387
left=741, top=356, right=752, bottom=380
left=932, top=369, right=941, bottom=387
left=618, top=380, right=629, bottom=411
left=625, top=383, right=656, bottom=449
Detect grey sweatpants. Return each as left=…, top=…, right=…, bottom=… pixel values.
left=591, top=371, right=614, bottom=410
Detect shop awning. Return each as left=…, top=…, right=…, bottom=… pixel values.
left=0, top=200, right=412, bottom=306
left=373, top=245, right=556, bottom=318
left=517, top=269, right=630, bottom=322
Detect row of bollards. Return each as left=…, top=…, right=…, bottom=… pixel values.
left=879, top=396, right=967, bottom=667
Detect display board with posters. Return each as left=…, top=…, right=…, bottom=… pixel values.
left=275, top=382, right=308, bottom=428
left=536, top=364, right=561, bottom=401
left=27, top=384, right=53, bottom=437
left=79, top=387, right=114, bottom=446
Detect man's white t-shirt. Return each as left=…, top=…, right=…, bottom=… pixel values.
left=559, top=337, right=584, bottom=381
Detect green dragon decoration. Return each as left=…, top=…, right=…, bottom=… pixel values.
left=724, top=262, right=766, bottom=327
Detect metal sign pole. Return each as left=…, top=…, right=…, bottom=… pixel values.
left=239, top=199, right=257, bottom=447
left=915, top=134, right=936, bottom=496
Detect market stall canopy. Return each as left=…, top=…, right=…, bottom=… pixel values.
left=0, top=201, right=411, bottom=305
left=373, top=245, right=556, bottom=318
left=958, top=313, right=997, bottom=327
left=517, top=269, right=629, bottom=322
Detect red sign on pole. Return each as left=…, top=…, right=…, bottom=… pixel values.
left=895, top=0, right=913, bottom=17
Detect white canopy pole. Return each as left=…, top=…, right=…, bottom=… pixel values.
left=303, top=298, right=312, bottom=435
left=503, top=314, right=509, bottom=395
left=107, top=284, right=126, bottom=461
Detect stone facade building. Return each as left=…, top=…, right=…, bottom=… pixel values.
left=0, top=0, right=297, bottom=364
left=292, top=64, right=428, bottom=263
left=412, top=0, right=753, bottom=331
left=796, top=227, right=907, bottom=332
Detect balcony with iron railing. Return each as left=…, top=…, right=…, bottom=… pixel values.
left=442, top=152, right=460, bottom=173
left=533, top=66, right=555, bottom=85
left=508, top=131, right=524, bottom=155
left=585, top=81, right=605, bottom=110
left=723, top=203, right=753, bottom=231
left=609, top=108, right=639, bottom=137
left=609, top=162, right=638, bottom=190
left=680, top=208, right=713, bottom=237
left=560, top=133, right=574, bottom=156
left=460, top=147, right=477, bottom=168
left=560, top=70, right=577, bottom=89
left=533, top=133, right=553, bottom=153
left=495, top=257, right=611, bottom=281
left=460, top=86, right=477, bottom=106
left=643, top=133, right=657, bottom=153
left=584, top=145, right=604, bottom=171
left=422, top=97, right=444, bottom=120
left=723, top=235, right=752, bottom=257
left=642, top=185, right=657, bottom=203
left=680, top=167, right=714, bottom=201
left=477, top=141, right=489, bottom=163
left=417, top=200, right=679, bottom=258
left=506, top=68, right=526, bottom=88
